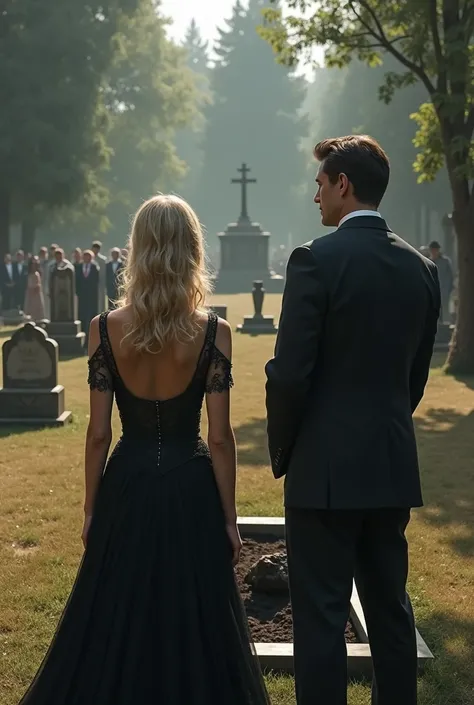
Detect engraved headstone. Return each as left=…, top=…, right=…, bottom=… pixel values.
left=0, top=323, right=72, bottom=426
left=237, top=281, right=277, bottom=335
left=46, top=262, right=86, bottom=357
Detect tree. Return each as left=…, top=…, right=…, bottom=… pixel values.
left=262, top=0, right=474, bottom=373
left=174, top=20, right=212, bottom=208
left=0, top=0, right=140, bottom=254
left=197, top=0, right=308, bottom=254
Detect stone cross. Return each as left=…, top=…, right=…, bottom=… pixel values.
left=232, top=163, right=257, bottom=223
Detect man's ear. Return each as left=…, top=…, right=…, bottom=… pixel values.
left=338, top=172, right=350, bottom=198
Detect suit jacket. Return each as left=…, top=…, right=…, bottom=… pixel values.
left=106, top=260, right=123, bottom=303
left=76, top=262, right=100, bottom=319
left=265, top=216, right=441, bottom=510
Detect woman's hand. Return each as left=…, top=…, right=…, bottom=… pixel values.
left=226, top=522, right=243, bottom=566
left=81, top=515, right=93, bottom=549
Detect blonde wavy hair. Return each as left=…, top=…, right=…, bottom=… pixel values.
left=118, top=194, right=212, bottom=353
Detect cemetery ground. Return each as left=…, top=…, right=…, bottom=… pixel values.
left=0, top=294, right=473, bottom=705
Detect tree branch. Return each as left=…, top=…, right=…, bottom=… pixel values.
left=429, top=0, right=447, bottom=93
left=350, top=0, right=436, bottom=96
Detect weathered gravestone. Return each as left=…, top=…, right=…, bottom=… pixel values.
left=0, top=323, right=72, bottom=426
left=210, top=305, right=228, bottom=320
left=46, top=261, right=85, bottom=357
left=237, top=281, right=278, bottom=335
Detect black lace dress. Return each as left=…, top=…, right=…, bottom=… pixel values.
left=19, top=311, right=270, bottom=705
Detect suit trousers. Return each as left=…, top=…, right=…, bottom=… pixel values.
left=285, top=507, right=418, bottom=705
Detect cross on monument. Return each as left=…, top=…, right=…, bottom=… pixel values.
left=231, top=163, right=257, bottom=224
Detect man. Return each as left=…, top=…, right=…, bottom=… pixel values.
left=13, top=250, right=28, bottom=309
left=91, top=240, right=107, bottom=311
left=428, top=240, right=454, bottom=323
left=1, top=253, right=16, bottom=311
left=38, top=247, right=50, bottom=317
left=76, top=249, right=100, bottom=343
left=106, top=247, right=124, bottom=309
left=265, top=135, right=440, bottom=705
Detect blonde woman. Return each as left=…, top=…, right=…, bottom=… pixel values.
left=18, top=196, right=270, bottom=705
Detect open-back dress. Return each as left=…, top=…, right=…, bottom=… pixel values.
left=19, top=311, right=270, bottom=705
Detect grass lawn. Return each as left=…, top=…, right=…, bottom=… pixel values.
left=1, top=293, right=473, bottom=705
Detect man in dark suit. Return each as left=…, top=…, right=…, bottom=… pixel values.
left=76, top=249, right=100, bottom=344
left=13, top=249, right=28, bottom=309
left=106, top=247, right=123, bottom=309
left=1, top=253, right=16, bottom=310
left=265, top=135, right=440, bottom=705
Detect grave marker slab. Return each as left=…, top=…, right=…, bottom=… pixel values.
left=0, top=323, right=72, bottom=426
left=46, top=262, right=85, bottom=357
left=237, top=281, right=277, bottom=335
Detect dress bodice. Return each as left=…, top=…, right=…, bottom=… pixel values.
left=87, top=311, right=233, bottom=473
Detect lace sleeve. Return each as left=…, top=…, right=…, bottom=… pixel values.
left=87, top=344, right=114, bottom=392
left=205, top=345, right=234, bottom=394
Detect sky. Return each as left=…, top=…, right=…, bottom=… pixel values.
left=161, top=0, right=248, bottom=46
left=160, top=0, right=323, bottom=75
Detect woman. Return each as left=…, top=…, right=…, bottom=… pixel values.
left=23, top=256, right=45, bottom=321
left=19, top=195, right=270, bottom=705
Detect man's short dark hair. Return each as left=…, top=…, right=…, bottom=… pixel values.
left=429, top=240, right=441, bottom=250
left=314, top=135, right=390, bottom=207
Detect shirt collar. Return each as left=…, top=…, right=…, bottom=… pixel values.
left=339, top=210, right=382, bottom=227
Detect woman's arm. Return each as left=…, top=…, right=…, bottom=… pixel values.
left=84, top=317, right=113, bottom=519
left=206, top=320, right=236, bottom=521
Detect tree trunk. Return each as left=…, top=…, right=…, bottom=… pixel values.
left=445, top=197, right=474, bottom=375
left=21, top=216, right=37, bottom=256
left=0, top=186, right=10, bottom=256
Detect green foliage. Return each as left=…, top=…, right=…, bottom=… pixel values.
left=261, top=0, right=474, bottom=185
left=42, top=1, right=199, bottom=249
left=0, top=0, right=143, bottom=252
left=196, top=0, right=308, bottom=251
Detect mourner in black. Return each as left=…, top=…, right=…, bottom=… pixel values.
left=266, top=135, right=440, bottom=705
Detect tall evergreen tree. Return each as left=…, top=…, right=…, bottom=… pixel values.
left=174, top=20, right=211, bottom=207
left=197, top=0, right=308, bottom=251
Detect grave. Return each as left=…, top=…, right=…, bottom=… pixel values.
left=1, top=307, right=30, bottom=326
left=210, top=305, right=228, bottom=320
left=237, top=281, right=278, bottom=335
left=213, top=163, right=284, bottom=294
left=434, top=322, right=454, bottom=352
left=46, top=261, right=86, bottom=357
left=237, top=516, right=434, bottom=677
left=0, top=323, right=72, bottom=426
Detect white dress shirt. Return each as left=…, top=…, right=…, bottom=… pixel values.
left=339, top=210, right=382, bottom=227
left=6, top=262, right=13, bottom=279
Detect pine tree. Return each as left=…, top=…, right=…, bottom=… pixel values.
left=174, top=20, right=211, bottom=207
left=197, top=0, right=308, bottom=252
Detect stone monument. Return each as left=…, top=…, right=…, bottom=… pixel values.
left=237, top=281, right=278, bottom=335
left=0, top=323, right=72, bottom=426
left=210, top=305, right=228, bottom=320
left=213, top=163, right=284, bottom=294
left=46, top=261, right=86, bottom=357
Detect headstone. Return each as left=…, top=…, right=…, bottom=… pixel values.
left=434, top=322, right=454, bottom=352
left=0, top=323, right=72, bottom=426
left=46, top=262, right=86, bottom=357
left=1, top=307, right=30, bottom=326
left=213, top=163, right=284, bottom=294
left=237, top=281, right=278, bottom=335
left=210, top=305, right=228, bottom=320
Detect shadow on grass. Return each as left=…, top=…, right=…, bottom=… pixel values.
left=0, top=425, right=49, bottom=438
left=235, top=417, right=269, bottom=466
left=416, top=610, right=474, bottom=705
left=415, top=408, right=474, bottom=557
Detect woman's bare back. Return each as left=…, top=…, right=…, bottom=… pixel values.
left=104, top=306, right=211, bottom=401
